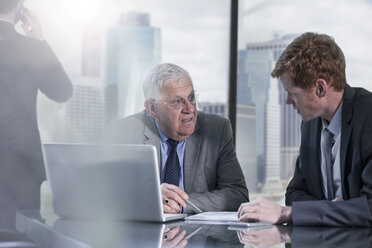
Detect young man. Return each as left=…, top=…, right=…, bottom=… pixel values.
left=238, top=32, right=372, bottom=226
left=107, top=63, right=249, bottom=213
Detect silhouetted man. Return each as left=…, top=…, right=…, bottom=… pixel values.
left=0, top=0, right=72, bottom=228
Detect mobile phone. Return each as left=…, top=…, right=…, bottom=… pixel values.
left=15, top=6, right=24, bottom=23
left=18, top=7, right=30, bottom=26
left=19, top=6, right=25, bottom=17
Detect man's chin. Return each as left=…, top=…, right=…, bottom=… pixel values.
left=178, top=126, right=195, bottom=137
left=301, top=115, right=317, bottom=122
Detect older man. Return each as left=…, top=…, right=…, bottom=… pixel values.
left=107, top=63, right=249, bottom=213
left=238, top=32, right=372, bottom=226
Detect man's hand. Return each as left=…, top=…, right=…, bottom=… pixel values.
left=238, top=197, right=292, bottom=224
left=237, top=226, right=282, bottom=248
left=20, top=8, right=43, bottom=40
left=332, top=197, right=344, bottom=202
left=162, top=226, right=188, bottom=248
left=161, top=183, right=188, bottom=213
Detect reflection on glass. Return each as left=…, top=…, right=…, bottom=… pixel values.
left=238, top=225, right=372, bottom=248
left=27, top=0, right=230, bottom=145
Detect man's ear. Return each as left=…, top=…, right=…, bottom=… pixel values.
left=144, top=100, right=159, bottom=120
left=315, top=79, right=327, bottom=98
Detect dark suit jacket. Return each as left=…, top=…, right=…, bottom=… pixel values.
left=107, top=110, right=249, bottom=213
left=286, top=85, right=372, bottom=226
left=0, top=21, right=72, bottom=228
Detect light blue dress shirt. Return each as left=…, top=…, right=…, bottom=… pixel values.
left=155, top=122, right=186, bottom=191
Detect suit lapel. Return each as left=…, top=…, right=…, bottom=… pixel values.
left=142, top=114, right=162, bottom=175
left=184, top=122, right=202, bottom=193
left=340, top=85, right=354, bottom=198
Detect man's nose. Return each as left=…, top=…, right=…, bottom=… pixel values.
left=181, top=99, right=195, bottom=112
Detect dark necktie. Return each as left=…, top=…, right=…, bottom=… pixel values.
left=163, top=139, right=180, bottom=186
left=322, top=128, right=334, bottom=200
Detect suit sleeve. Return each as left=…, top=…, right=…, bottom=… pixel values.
left=184, top=118, right=249, bottom=213
left=286, top=122, right=320, bottom=204
left=289, top=113, right=372, bottom=227
left=35, top=41, right=73, bottom=102
left=285, top=157, right=320, bottom=204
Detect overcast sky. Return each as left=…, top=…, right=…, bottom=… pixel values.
left=27, top=0, right=372, bottom=103
left=240, top=0, right=372, bottom=91
left=27, top=0, right=230, bottom=103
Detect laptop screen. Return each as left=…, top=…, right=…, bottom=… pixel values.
left=43, top=143, right=165, bottom=221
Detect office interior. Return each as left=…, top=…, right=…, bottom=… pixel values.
left=2, top=0, right=372, bottom=247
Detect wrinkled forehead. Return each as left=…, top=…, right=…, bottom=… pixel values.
left=158, top=77, right=194, bottom=98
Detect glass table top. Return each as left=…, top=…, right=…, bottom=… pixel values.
left=15, top=210, right=372, bottom=248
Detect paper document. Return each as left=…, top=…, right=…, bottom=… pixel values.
left=228, top=224, right=272, bottom=231
left=185, top=211, right=238, bottom=224
left=185, top=211, right=272, bottom=227
left=227, top=221, right=272, bottom=228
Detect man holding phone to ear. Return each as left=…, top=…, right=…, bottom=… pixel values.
left=0, top=0, right=72, bottom=228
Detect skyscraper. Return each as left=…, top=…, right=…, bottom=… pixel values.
left=105, top=12, right=161, bottom=118
left=198, top=101, right=257, bottom=191
left=54, top=78, right=117, bottom=143
left=238, top=34, right=301, bottom=193
left=236, top=104, right=257, bottom=192
left=236, top=52, right=258, bottom=192
left=198, top=102, right=227, bottom=117
left=82, top=23, right=101, bottom=78
left=262, top=74, right=282, bottom=193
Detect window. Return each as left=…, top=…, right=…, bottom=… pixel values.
left=29, top=0, right=231, bottom=143
left=236, top=0, right=372, bottom=197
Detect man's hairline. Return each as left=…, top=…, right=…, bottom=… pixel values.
left=145, top=76, right=194, bottom=101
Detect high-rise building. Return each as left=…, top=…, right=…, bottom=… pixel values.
left=279, top=73, right=301, bottom=183
left=236, top=54, right=258, bottom=192
left=238, top=34, right=301, bottom=193
left=198, top=101, right=257, bottom=192
left=236, top=104, right=257, bottom=192
left=262, top=74, right=282, bottom=193
left=198, top=102, right=227, bottom=117
left=82, top=24, right=101, bottom=78
left=54, top=78, right=117, bottom=143
left=105, top=12, right=161, bottom=118
left=39, top=22, right=114, bottom=144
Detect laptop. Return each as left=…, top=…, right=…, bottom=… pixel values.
left=42, top=143, right=187, bottom=222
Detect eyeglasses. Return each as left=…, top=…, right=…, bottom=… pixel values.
left=156, top=91, right=199, bottom=110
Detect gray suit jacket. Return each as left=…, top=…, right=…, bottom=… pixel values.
left=286, top=85, right=372, bottom=226
left=107, top=110, right=249, bottom=213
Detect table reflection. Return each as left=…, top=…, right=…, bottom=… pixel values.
left=16, top=211, right=372, bottom=248
left=237, top=224, right=372, bottom=248
left=16, top=211, right=242, bottom=248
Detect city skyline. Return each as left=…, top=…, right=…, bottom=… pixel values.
left=27, top=0, right=372, bottom=102
left=30, top=1, right=372, bottom=196
left=37, top=15, right=310, bottom=195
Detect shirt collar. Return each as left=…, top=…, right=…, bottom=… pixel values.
left=322, top=101, right=343, bottom=136
left=155, top=121, right=188, bottom=145
left=155, top=121, right=170, bottom=143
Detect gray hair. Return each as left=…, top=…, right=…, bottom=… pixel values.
left=143, top=63, right=193, bottom=100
